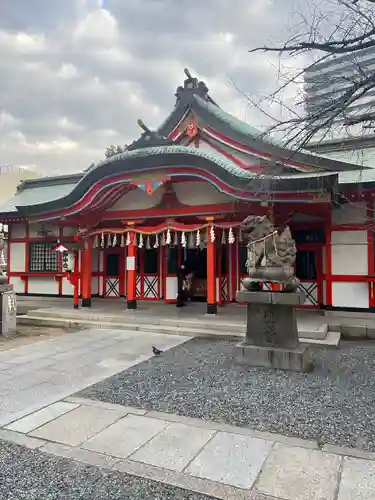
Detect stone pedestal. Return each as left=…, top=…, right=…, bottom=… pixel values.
left=0, top=284, right=17, bottom=338
left=236, top=290, right=310, bottom=372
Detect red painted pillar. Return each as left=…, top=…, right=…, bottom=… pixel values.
left=206, top=218, right=217, bottom=314
left=126, top=224, right=137, bottom=310
left=325, top=218, right=332, bottom=308
left=82, top=238, right=92, bottom=307
left=367, top=201, right=375, bottom=308
left=73, top=250, right=80, bottom=309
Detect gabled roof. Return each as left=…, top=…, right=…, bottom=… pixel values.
left=158, top=69, right=368, bottom=173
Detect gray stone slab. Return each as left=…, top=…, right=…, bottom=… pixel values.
left=6, top=401, right=79, bottom=434
left=337, top=457, right=375, bottom=500
left=0, top=429, right=46, bottom=449
left=114, top=459, right=257, bottom=500
left=237, top=341, right=310, bottom=372
left=185, top=431, right=272, bottom=489
left=41, top=442, right=121, bottom=469
left=30, top=405, right=125, bottom=446
left=255, top=443, right=342, bottom=500
left=64, top=396, right=147, bottom=415
left=130, top=422, right=216, bottom=472
left=82, top=414, right=169, bottom=458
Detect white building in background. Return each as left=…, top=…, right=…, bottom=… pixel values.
left=304, top=46, right=375, bottom=166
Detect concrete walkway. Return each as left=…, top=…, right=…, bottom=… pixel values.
left=0, top=328, right=189, bottom=427
left=1, top=396, right=375, bottom=500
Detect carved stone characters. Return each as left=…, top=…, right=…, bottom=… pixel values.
left=240, top=215, right=299, bottom=292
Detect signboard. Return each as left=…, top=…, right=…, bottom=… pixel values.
left=126, top=256, right=135, bottom=271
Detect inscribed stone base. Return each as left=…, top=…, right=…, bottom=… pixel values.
left=236, top=290, right=305, bottom=349
left=237, top=341, right=310, bottom=372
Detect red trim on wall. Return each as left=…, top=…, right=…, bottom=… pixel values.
left=325, top=219, right=332, bottom=306
left=24, top=222, right=29, bottom=293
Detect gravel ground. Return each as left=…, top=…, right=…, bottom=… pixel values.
left=79, top=339, right=375, bottom=452
left=0, top=440, right=218, bottom=500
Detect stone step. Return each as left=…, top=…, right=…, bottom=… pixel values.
left=298, top=323, right=328, bottom=340
left=300, top=331, right=341, bottom=347
left=16, top=315, right=245, bottom=340
left=22, top=308, right=247, bottom=333
left=20, top=309, right=328, bottom=339
left=17, top=314, right=338, bottom=346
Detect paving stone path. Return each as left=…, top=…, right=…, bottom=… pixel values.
left=2, top=396, right=375, bottom=499
left=0, top=328, right=189, bottom=427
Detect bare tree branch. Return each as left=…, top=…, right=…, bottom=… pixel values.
left=247, top=0, right=375, bottom=150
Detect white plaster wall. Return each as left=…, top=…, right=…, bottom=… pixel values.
left=331, top=230, right=368, bottom=275
left=62, top=226, right=76, bottom=237
left=29, top=223, right=59, bottom=237
left=92, top=249, right=99, bottom=272
left=331, top=230, right=367, bottom=244
left=173, top=182, right=232, bottom=205
left=11, top=222, right=26, bottom=239
left=9, top=242, right=25, bottom=272
left=9, top=276, right=24, bottom=293
left=91, top=277, right=98, bottom=295
left=61, top=279, right=74, bottom=296
left=331, top=202, right=367, bottom=225
left=99, top=250, right=103, bottom=272
left=107, top=187, right=164, bottom=211
left=332, top=282, right=369, bottom=308
left=28, top=277, right=58, bottom=294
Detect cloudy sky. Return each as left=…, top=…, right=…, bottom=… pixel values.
left=0, top=0, right=302, bottom=175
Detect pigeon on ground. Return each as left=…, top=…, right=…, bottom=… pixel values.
left=152, top=346, right=163, bottom=355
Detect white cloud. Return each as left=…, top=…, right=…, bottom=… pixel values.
left=0, top=0, right=302, bottom=175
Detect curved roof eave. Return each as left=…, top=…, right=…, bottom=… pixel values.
left=191, top=95, right=367, bottom=173
left=14, top=145, right=337, bottom=216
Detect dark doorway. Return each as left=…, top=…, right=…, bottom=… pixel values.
left=106, top=253, right=120, bottom=277
left=296, top=251, right=317, bottom=280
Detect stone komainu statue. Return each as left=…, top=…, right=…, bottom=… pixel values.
left=241, top=215, right=300, bottom=292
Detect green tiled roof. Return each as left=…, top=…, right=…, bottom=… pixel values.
left=193, top=95, right=269, bottom=142
left=92, top=144, right=260, bottom=180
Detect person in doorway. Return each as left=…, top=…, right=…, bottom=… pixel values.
left=176, top=263, right=188, bottom=307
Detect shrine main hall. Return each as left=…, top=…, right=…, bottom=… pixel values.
left=1, top=71, right=374, bottom=313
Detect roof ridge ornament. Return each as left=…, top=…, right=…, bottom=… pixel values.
left=126, top=119, right=174, bottom=151
left=175, top=68, right=209, bottom=102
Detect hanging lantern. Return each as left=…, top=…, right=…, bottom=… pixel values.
left=100, top=232, right=105, bottom=248
left=138, top=233, right=144, bottom=248
left=154, top=234, right=159, bottom=248
left=181, top=231, right=187, bottom=248
left=126, top=232, right=131, bottom=246
left=112, top=234, right=117, bottom=247
left=221, top=229, right=226, bottom=245
left=93, top=235, right=99, bottom=248
left=228, top=227, right=235, bottom=244
left=120, top=234, right=125, bottom=247
left=146, top=235, right=151, bottom=250
left=173, top=231, right=178, bottom=246
left=161, top=232, right=166, bottom=246
left=106, top=234, right=112, bottom=247
left=210, top=226, right=215, bottom=243
left=166, top=229, right=171, bottom=245
left=188, top=231, right=194, bottom=248
left=196, top=229, right=201, bottom=247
